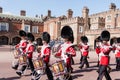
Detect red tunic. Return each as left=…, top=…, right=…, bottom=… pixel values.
left=99, top=43, right=112, bottom=66
left=15, top=40, right=27, bottom=52
left=114, top=44, right=120, bottom=57
left=55, top=42, right=76, bottom=67
left=39, top=44, right=51, bottom=63
left=95, top=42, right=101, bottom=54
left=24, top=43, right=34, bottom=59
left=79, top=42, right=89, bottom=57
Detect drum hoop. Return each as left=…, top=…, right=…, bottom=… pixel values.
left=51, top=60, right=64, bottom=65
left=33, top=58, right=46, bottom=70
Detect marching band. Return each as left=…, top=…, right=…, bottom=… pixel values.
left=11, top=26, right=120, bottom=80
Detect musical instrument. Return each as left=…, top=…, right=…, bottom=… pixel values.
left=51, top=60, right=67, bottom=77
left=13, top=49, right=20, bottom=59
left=33, top=57, right=46, bottom=74
left=18, top=54, right=27, bottom=65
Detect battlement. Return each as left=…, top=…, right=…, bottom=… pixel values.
left=90, top=17, right=105, bottom=23
left=61, top=17, right=79, bottom=25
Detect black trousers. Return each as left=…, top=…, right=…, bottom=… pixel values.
left=97, top=65, right=111, bottom=80
left=116, top=57, right=120, bottom=70
left=45, top=63, right=53, bottom=80
left=67, top=66, right=73, bottom=80
left=80, top=56, right=89, bottom=68
left=80, top=54, right=83, bottom=63
left=71, top=57, right=74, bottom=65
left=20, top=58, right=34, bottom=73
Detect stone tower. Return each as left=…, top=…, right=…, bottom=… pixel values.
left=48, top=10, right=51, bottom=17
left=82, top=6, right=89, bottom=32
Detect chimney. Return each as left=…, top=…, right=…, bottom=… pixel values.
left=35, top=14, right=38, bottom=18
left=0, top=7, right=3, bottom=13
left=41, top=14, right=43, bottom=19
left=20, top=10, right=26, bottom=16
left=48, top=10, right=51, bottom=17
left=67, top=9, right=73, bottom=18
left=109, top=3, right=116, bottom=10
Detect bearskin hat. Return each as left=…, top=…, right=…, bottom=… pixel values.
left=117, top=37, right=120, bottom=43
left=41, top=32, right=50, bottom=43
left=69, top=35, right=74, bottom=43
left=100, top=30, right=110, bottom=41
left=96, top=36, right=102, bottom=42
left=36, top=38, right=43, bottom=45
left=19, top=30, right=26, bottom=37
left=61, top=25, right=74, bottom=42
left=81, top=36, right=88, bottom=43
left=110, top=37, right=117, bottom=46
left=27, top=33, right=34, bottom=42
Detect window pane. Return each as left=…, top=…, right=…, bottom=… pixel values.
left=32, top=26, right=38, bottom=33
left=24, top=25, right=30, bottom=32
left=0, top=23, right=9, bottom=31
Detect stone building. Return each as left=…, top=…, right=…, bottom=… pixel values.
left=0, top=7, right=44, bottom=45
left=0, top=3, right=120, bottom=49
left=44, top=3, right=120, bottom=49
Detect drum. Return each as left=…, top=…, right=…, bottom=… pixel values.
left=33, top=58, right=46, bottom=74
left=13, top=50, right=19, bottom=59
left=18, top=54, right=27, bottom=65
left=52, top=43, right=61, bottom=54
left=51, top=60, right=67, bottom=77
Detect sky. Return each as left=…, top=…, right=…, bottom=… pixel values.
left=0, top=0, right=120, bottom=17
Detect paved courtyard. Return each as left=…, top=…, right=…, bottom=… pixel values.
left=0, top=45, right=120, bottom=80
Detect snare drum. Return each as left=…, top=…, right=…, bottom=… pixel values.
left=33, top=58, right=46, bottom=74
left=51, top=60, right=67, bottom=77
left=18, top=54, right=27, bottom=65
left=13, top=50, right=19, bottom=59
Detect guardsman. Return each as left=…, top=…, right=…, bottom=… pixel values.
left=33, top=32, right=53, bottom=80
left=12, top=30, right=27, bottom=70
left=79, top=36, right=89, bottom=69
left=16, top=33, right=35, bottom=76
left=97, top=30, right=112, bottom=80
left=95, top=36, right=101, bottom=67
left=55, top=25, right=76, bottom=80
left=114, top=37, right=120, bottom=70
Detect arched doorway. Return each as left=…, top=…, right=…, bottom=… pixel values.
left=0, top=36, right=9, bottom=45
left=12, top=37, right=21, bottom=45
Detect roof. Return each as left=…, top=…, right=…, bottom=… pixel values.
left=0, top=13, right=43, bottom=23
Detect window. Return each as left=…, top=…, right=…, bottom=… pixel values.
left=32, top=26, right=38, bottom=33
left=0, top=22, right=9, bottom=31
left=106, top=25, right=113, bottom=29
left=106, top=15, right=111, bottom=22
left=79, top=26, right=83, bottom=33
left=24, top=25, right=30, bottom=32
left=90, top=26, right=98, bottom=30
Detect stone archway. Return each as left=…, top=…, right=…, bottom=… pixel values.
left=12, top=36, right=21, bottom=45
left=0, top=36, right=9, bottom=45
